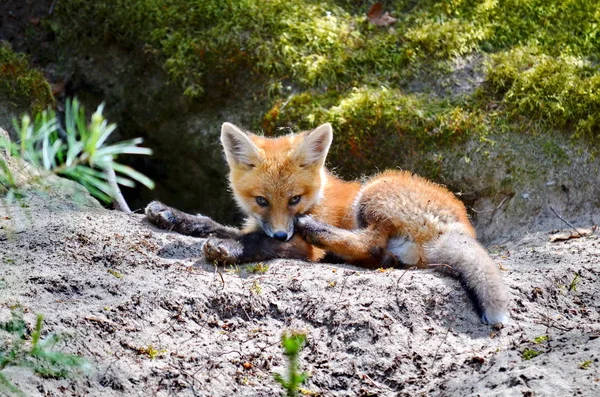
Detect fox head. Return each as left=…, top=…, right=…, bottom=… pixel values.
left=220, top=122, right=332, bottom=241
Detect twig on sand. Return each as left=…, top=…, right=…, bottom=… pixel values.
left=394, top=268, right=411, bottom=308
left=470, top=196, right=510, bottom=214
left=212, top=263, right=225, bottom=289
left=214, top=350, right=244, bottom=358
left=395, top=267, right=412, bottom=287
left=361, top=373, right=383, bottom=390
left=217, top=271, right=225, bottom=288
left=549, top=206, right=584, bottom=237
left=333, top=274, right=350, bottom=306
left=431, top=317, right=455, bottom=368
left=536, top=314, right=573, bottom=332
left=427, top=263, right=453, bottom=271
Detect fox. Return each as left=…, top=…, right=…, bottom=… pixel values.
left=146, top=122, right=509, bottom=325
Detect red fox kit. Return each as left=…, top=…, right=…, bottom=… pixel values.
left=146, top=123, right=509, bottom=324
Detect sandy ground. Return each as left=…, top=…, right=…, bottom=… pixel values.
left=1, top=172, right=599, bottom=397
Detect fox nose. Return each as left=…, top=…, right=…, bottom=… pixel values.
left=273, top=231, right=288, bottom=241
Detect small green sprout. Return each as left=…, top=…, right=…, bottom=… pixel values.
left=522, top=348, right=542, bottom=361
left=250, top=280, right=262, bottom=295
left=138, top=345, right=166, bottom=360
left=533, top=335, right=549, bottom=344
left=247, top=263, right=269, bottom=274
left=274, top=331, right=309, bottom=397
left=568, top=273, right=580, bottom=292
left=107, top=269, right=123, bottom=279
left=579, top=360, right=592, bottom=370
left=0, top=308, right=89, bottom=396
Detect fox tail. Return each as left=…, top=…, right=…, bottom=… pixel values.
left=425, top=231, right=509, bottom=325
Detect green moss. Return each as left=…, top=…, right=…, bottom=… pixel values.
left=52, top=0, right=600, bottom=175
left=56, top=0, right=361, bottom=97
left=579, top=360, right=593, bottom=370
left=405, top=19, right=489, bottom=60
left=267, top=86, right=488, bottom=175
left=533, top=335, right=549, bottom=344
left=483, top=47, right=600, bottom=140
left=53, top=1, right=600, bottom=91
left=0, top=42, right=54, bottom=113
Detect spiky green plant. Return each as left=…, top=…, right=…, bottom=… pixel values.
left=0, top=308, right=89, bottom=396
left=0, top=98, right=153, bottom=204
left=274, top=331, right=308, bottom=397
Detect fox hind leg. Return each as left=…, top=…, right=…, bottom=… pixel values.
left=295, top=215, right=400, bottom=267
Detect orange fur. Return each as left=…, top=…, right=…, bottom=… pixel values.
left=223, top=123, right=475, bottom=265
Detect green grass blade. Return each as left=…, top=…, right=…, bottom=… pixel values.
left=66, top=141, right=84, bottom=167
left=93, top=143, right=153, bottom=158
left=112, top=162, right=155, bottom=189
left=95, top=122, right=117, bottom=149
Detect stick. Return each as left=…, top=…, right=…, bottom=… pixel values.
left=431, top=317, right=455, bottom=368
left=106, top=167, right=131, bottom=213
left=471, top=196, right=510, bottom=214
left=549, top=206, right=584, bottom=237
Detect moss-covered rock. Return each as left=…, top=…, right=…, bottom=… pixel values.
left=34, top=0, right=600, bottom=231
left=0, top=41, right=53, bottom=115
left=265, top=86, right=487, bottom=177
left=483, top=47, right=600, bottom=139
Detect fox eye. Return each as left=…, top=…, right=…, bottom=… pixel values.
left=289, top=195, right=301, bottom=206
left=255, top=196, right=269, bottom=207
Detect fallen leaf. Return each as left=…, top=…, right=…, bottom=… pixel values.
left=549, top=228, right=592, bottom=242
left=367, top=3, right=397, bottom=27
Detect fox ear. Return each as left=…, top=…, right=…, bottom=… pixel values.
left=293, top=123, right=333, bottom=167
left=221, top=123, right=260, bottom=168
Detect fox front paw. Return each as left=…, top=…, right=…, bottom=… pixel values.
left=203, top=238, right=243, bottom=265
left=146, top=200, right=225, bottom=237
left=294, top=215, right=329, bottom=246
left=145, top=201, right=177, bottom=229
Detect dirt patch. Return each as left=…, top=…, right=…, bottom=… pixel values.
left=1, top=170, right=599, bottom=396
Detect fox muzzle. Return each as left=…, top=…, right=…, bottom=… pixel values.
left=263, top=221, right=294, bottom=242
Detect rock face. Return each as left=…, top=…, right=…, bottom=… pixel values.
left=1, top=131, right=599, bottom=395
left=433, top=131, right=600, bottom=244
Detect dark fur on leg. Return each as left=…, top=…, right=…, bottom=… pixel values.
left=203, top=232, right=313, bottom=265
left=145, top=201, right=241, bottom=239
